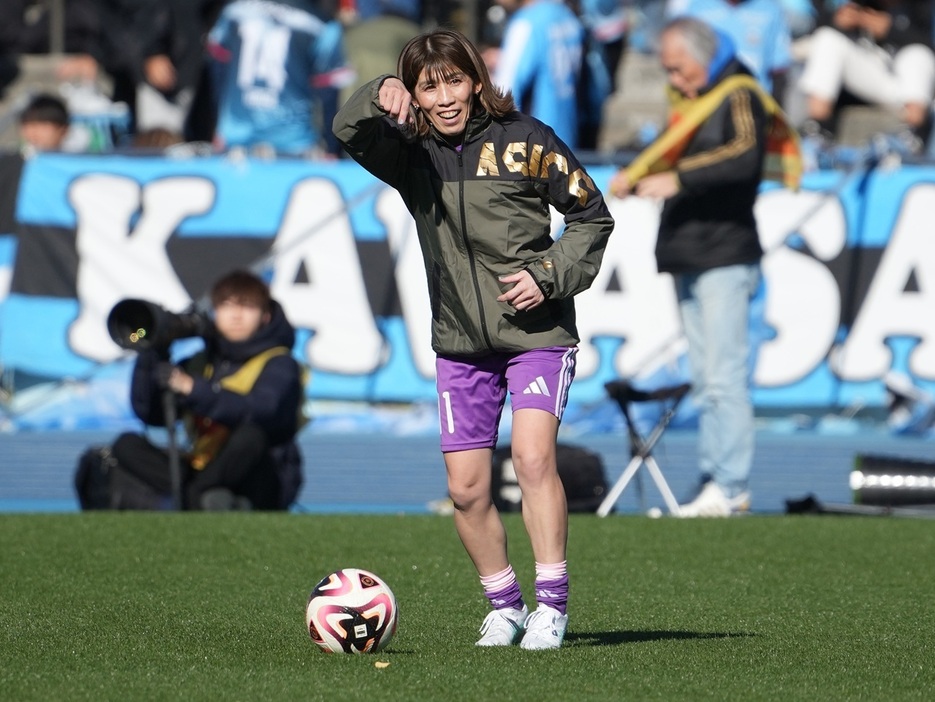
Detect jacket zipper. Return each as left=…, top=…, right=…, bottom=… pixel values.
left=456, top=147, right=493, bottom=350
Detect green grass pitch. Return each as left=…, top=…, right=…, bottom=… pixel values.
left=2, top=513, right=934, bottom=701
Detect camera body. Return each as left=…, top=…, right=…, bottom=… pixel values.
left=107, top=299, right=213, bottom=351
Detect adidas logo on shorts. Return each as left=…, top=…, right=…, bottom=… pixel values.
left=523, top=376, right=551, bottom=396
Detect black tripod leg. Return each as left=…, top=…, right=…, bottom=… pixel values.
left=161, top=389, right=183, bottom=510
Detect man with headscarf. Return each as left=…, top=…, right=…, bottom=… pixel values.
left=610, top=16, right=801, bottom=517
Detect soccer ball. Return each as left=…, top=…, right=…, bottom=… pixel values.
left=305, top=568, right=398, bottom=654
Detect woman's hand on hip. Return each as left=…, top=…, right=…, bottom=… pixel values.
left=498, top=270, right=545, bottom=311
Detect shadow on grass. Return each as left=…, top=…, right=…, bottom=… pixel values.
left=566, top=630, right=756, bottom=647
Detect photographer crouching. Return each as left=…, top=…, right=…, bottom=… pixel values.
left=79, top=270, right=305, bottom=511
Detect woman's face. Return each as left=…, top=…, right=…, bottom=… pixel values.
left=412, top=67, right=481, bottom=138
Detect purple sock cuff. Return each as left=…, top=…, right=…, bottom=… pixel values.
left=535, top=574, right=569, bottom=615
left=485, top=580, right=524, bottom=611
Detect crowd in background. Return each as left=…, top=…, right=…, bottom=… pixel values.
left=1, top=0, right=934, bottom=162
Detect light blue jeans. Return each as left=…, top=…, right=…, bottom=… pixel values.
left=675, top=264, right=761, bottom=498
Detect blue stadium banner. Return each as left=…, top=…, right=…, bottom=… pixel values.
left=1, top=151, right=934, bottom=414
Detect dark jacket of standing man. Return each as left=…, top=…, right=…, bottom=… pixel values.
left=652, top=56, right=767, bottom=275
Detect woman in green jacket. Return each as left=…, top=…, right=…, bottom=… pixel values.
left=333, top=28, right=614, bottom=650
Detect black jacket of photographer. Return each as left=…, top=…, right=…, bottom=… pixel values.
left=129, top=300, right=304, bottom=490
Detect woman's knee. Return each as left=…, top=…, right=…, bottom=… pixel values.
left=447, top=474, right=492, bottom=511
left=445, top=449, right=495, bottom=510
left=509, top=444, right=556, bottom=486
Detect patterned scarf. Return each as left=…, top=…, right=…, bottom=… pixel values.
left=624, top=75, right=803, bottom=192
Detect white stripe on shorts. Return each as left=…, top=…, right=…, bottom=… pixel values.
left=555, top=347, right=577, bottom=419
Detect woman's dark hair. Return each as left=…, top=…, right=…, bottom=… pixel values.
left=397, top=28, right=515, bottom=139
left=210, top=270, right=271, bottom=312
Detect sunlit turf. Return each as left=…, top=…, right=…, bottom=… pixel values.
left=2, top=513, right=934, bottom=701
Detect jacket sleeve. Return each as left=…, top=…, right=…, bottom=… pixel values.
left=526, top=129, right=615, bottom=300
left=182, top=355, right=303, bottom=443
left=675, top=88, right=767, bottom=194
left=332, top=75, right=413, bottom=188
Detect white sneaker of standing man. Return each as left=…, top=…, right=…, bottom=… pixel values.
left=677, top=481, right=750, bottom=518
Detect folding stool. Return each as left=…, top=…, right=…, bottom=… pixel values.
left=596, top=380, right=691, bottom=517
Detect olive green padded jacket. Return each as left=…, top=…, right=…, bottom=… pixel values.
left=333, top=76, right=615, bottom=356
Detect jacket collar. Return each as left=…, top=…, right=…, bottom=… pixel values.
left=700, top=58, right=754, bottom=97
left=430, top=109, right=493, bottom=148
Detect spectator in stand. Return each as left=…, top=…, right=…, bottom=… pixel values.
left=491, top=0, right=586, bottom=149
left=668, top=0, right=794, bottom=102
left=53, top=0, right=157, bottom=136
left=18, top=93, right=71, bottom=153
left=576, top=0, right=628, bottom=150
left=798, top=0, right=935, bottom=138
left=338, top=0, right=422, bottom=100
left=3, top=1, right=223, bottom=144
left=206, top=0, right=352, bottom=157
left=138, top=0, right=228, bottom=141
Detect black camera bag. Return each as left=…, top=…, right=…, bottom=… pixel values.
left=491, top=443, right=608, bottom=513
left=74, top=445, right=172, bottom=510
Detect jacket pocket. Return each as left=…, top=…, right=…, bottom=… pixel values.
left=502, top=298, right=563, bottom=334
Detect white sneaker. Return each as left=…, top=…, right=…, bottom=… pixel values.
left=475, top=605, right=528, bottom=647
left=520, top=606, right=568, bottom=650
left=677, top=482, right=750, bottom=518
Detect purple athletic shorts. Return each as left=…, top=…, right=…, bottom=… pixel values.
left=435, top=346, right=578, bottom=452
